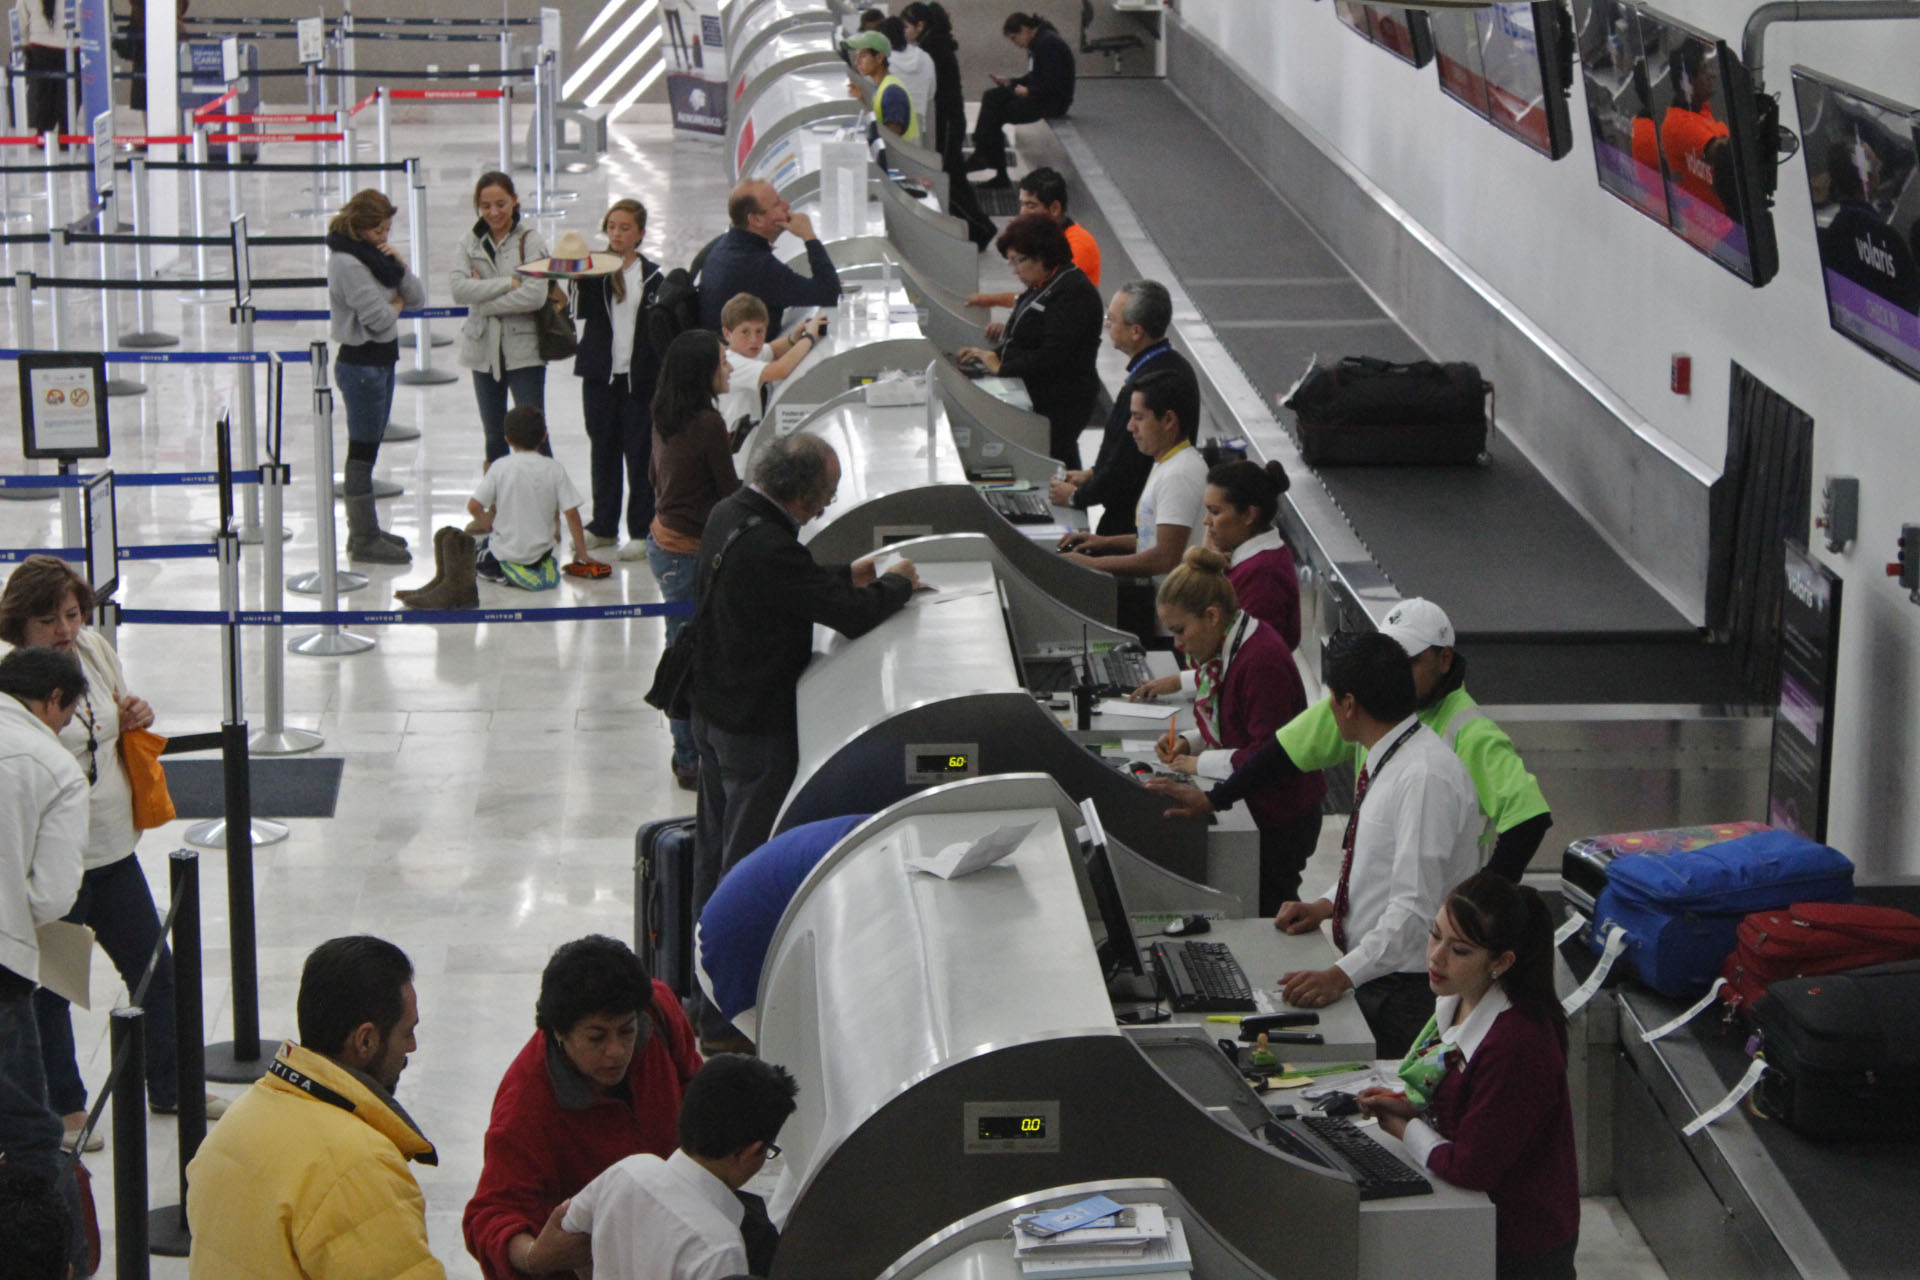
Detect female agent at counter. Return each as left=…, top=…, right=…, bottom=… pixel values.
left=1357, top=872, right=1579, bottom=1280
left=954, top=213, right=1102, bottom=469
left=1149, top=548, right=1324, bottom=913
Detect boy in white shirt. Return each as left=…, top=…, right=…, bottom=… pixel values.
left=467, top=407, right=602, bottom=590
left=519, top=1054, right=800, bottom=1280
left=717, top=293, right=829, bottom=445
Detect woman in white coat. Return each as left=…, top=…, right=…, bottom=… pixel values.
left=450, top=171, right=552, bottom=468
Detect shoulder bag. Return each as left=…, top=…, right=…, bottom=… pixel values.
left=644, top=515, right=764, bottom=720
left=520, top=232, right=580, bottom=362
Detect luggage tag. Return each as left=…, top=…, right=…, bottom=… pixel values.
left=1561, top=924, right=1627, bottom=1016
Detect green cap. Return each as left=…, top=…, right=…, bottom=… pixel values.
left=843, top=31, right=892, bottom=56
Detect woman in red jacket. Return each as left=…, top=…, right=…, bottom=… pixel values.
left=1150, top=547, right=1323, bottom=913
left=1202, top=459, right=1301, bottom=651
left=1358, top=872, right=1580, bottom=1279
left=464, top=935, right=701, bottom=1278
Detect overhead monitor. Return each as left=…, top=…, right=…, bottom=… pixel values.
left=1363, top=5, right=1435, bottom=68
left=1575, top=0, right=1669, bottom=224
left=1431, top=9, right=1494, bottom=122
left=1790, top=67, right=1920, bottom=381
left=1433, top=3, right=1575, bottom=159
left=1636, top=6, right=1779, bottom=285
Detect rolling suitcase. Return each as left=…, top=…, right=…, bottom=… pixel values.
left=1720, top=902, right=1920, bottom=1016
left=1560, top=820, right=1770, bottom=924
left=1753, top=959, right=1920, bottom=1139
left=1282, top=355, right=1492, bottom=466
left=635, top=816, right=696, bottom=998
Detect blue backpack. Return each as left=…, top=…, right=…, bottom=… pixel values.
left=1590, top=829, right=1855, bottom=999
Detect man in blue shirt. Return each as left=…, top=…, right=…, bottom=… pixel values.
left=697, top=180, right=844, bottom=334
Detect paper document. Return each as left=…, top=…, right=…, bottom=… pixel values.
left=905, top=821, right=1038, bottom=879
left=1094, top=699, right=1179, bottom=722
left=35, top=921, right=95, bottom=1009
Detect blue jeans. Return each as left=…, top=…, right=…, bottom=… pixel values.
left=333, top=359, right=396, bottom=446
left=1, top=986, right=84, bottom=1267
left=33, top=853, right=178, bottom=1112
left=474, top=366, right=549, bottom=464
left=646, top=535, right=698, bottom=770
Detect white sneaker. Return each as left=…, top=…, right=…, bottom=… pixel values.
left=617, top=540, right=651, bottom=561
left=584, top=532, right=619, bottom=549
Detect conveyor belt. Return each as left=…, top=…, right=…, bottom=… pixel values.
left=1065, top=80, right=1701, bottom=646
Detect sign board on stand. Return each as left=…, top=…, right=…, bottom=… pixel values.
left=296, top=17, right=326, bottom=65
left=89, top=109, right=113, bottom=202
left=82, top=471, right=118, bottom=601
left=661, top=0, right=728, bottom=137
left=19, top=353, right=110, bottom=460
left=220, top=35, right=240, bottom=85
left=1768, top=542, right=1842, bottom=842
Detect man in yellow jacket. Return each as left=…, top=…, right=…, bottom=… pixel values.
left=185, top=936, right=444, bottom=1279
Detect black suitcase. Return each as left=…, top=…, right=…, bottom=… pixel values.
left=1753, top=959, right=1920, bottom=1140
left=1283, top=355, right=1492, bottom=466
left=635, top=816, right=696, bottom=998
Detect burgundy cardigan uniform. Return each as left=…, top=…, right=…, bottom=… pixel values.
left=463, top=980, right=702, bottom=1279
left=1227, top=538, right=1302, bottom=652
left=1200, top=618, right=1324, bottom=830
left=1414, top=1003, right=1580, bottom=1261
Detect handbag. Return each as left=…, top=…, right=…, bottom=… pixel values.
left=118, top=726, right=176, bottom=829
left=645, top=516, right=763, bottom=720
left=520, top=233, right=580, bottom=362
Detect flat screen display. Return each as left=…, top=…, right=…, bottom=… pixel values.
left=1791, top=67, right=1920, bottom=381
left=1576, top=0, right=1669, bottom=223
left=1362, top=5, right=1434, bottom=68
left=1432, top=10, right=1493, bottom=121
left=1333, top=0, right=1374, bottom=42
left=1479, top=3, right=1574, bottom=159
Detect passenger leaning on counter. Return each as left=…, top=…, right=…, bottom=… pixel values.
left=1148, top=548, right=1324, bottom=914
left=1154, top=598, right=1553, bottom=881
left=1056, top=369, right=1206, bottom=579
left=1358, top=872, right=1580, bottom=1280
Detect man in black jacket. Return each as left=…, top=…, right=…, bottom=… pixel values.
left=697, top=181, right=844, bottom=334
left=686, top=434, right=918, bottom=1043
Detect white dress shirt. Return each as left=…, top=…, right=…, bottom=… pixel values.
left=563, top=1149, right=748, bottom=1280
left=1318, top=715, right=1480, bottom=988
left=1400, top=984, right=1511, bottom=1167
left=610, top=259, right=647, bottom=378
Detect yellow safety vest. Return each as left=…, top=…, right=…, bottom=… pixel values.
left=872, top=71, right=921, bottom=144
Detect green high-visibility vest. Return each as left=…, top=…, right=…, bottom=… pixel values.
left=872, top=71, right=921, bottom=143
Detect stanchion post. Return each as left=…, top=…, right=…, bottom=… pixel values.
left=109, top=1006, right=150, bottom=1277
left=253, top=355, right=324, bottom=752
left=289, top=378, right=376, bottom=651
left=232, top=303, right=263, bottom=542
left=225, top=78, right=241, bottom=226
left=121, top=158, right=178, bottom=347
left=528, top=53, right=552, bottom=213
left=12, top=270, right=33, bottom=346
left=497, top=30, right=513, bottom=173
left=47, top=227, right=66, bottom=348
left=57, top=458, right=80, bottom=548
left=148, top=849, right=205, bottom=1258
left=41, top=129, right=58, bottom=228
left=98, top=189, right=148, bottom=397
left=397, top=158, right=456, bottom=386
left=189, top=125, right=209, bottom=285
left=376, top=86, right=391, bottom=196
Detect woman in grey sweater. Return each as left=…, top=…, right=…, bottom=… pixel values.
left=327, top=188, right=425, bottom=564
left=450, top=171, right=551, bottom=468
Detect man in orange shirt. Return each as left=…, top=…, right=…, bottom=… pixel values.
left=965, top=166, right=1101, bottom=325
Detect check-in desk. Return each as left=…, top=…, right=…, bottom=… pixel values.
left=758, top=774, right=1492, bottom=1280
left=731, top=60, right=866, bottom=180
left=876, top=156, right=978, bottom=297
left=759, top=281, right=931, bottom=423
left=771, top=547, right=1202, bottom=878
left=725, top=0, right=838, bottom=48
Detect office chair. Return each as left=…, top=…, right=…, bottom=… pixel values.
left=1079, top=0, right=1144, bottom=74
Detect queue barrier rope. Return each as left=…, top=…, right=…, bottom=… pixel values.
left=182, top=13, right=539, bottom=25
left=0, top=543, right=220, bottom=563
left=388, top=88, right=507, bottom=101
left=0, top=469, right=267, bottom=489
left=26, top=275, right=328, bottom=291
left=123, top=601, right=697, bottom=626
left=249, top=66, right=532, bottom=79
left=250, top=305, right=468, bottom=323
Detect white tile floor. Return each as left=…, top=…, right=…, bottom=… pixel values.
left=0, top=106, right=1666, bottom=1278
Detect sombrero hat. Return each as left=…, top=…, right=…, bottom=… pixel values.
left=516, top=230, right=623, bottom=278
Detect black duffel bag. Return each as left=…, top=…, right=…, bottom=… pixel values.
left=1283, top=355, right=1493, bottom=466
left=1752, top=958, right=1920, bottom=1140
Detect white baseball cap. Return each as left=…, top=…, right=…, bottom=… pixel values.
left=1380, top=598, right=1454, bottom=656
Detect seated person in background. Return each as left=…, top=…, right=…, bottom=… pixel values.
left=525, top=1055, right=802, bottom=1280
left=464, top=935, right=702, bottom=1280
left=1358, top=872, right=1580, bottom=1279
left=1151, top=598, right=1553, bottom=882
left=1150, top=548, right=1323, bottom=913
left=464, top=407, right=602, bottom=590
left=716, top=293, right=829, bottom=442
left=965, top=168, right=1101, bottom=320
left=1050, top=280, right=1195, bottom=536
left=695, top=813, right=870, bottom=1043
left=1267, top=632, right=1481, bottom=1057
left=0, top=1164, right=75, bottom=1280
left=1057, top=370, right=1206, bottom=579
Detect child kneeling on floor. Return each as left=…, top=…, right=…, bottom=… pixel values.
left=469, top=406, right=602, bottom=589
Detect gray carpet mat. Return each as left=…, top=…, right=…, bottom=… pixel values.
left=1066, top=80, right=1696, bottom=640
left=162, top=757, right=345, bottom=819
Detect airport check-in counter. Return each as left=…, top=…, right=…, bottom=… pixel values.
left=732, top=61, right=868, bottom=180
left=770, top=544, right=1203, bottom=878
left=758, top=774, right=1492, bottom=1280
left=876, top=159, right=979, bottom=297
left=725, top=0, right=840, bottom=48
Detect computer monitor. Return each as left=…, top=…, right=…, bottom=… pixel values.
left=1575, top=0, right=1670, bottom=225
left=1479, top=3, right=1575, bottom=160
left=1791, top=67, right=1920, bottom=382
left=1432, top=9, right=1494, bottom=123
left=1363, top=5, right=1434, bottom=69
left=1078, top=797, right=1145, bottom=980
left=996, top=578, right=1031, bottom=692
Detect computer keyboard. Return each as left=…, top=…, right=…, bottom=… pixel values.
left=984, top=488, right=1055, bottom=524
left=1264, top=1115, right=1433, bottom=1201
left=1092, top=648, right=1152, bottom=695
left=1151, top=939, right=1256, bottom=1012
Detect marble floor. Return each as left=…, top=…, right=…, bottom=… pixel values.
left=0, top=105, right=1664, bottom=1278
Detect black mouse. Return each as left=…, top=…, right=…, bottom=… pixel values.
left=1163, top=913, right=1211, bottom=937
left=1128, top=760, right=1155, bottom=778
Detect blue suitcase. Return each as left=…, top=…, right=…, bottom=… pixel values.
left=1591, top=830, right=1855, bottom=999
left=635, top=816, right=696, bottom=998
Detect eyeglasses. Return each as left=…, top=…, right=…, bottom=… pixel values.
left=763, top=1142, right=782, bottom=1160
left=1005, top=252, right=1031, bottom=268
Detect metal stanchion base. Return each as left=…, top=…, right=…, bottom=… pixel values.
left=0, top=489, right=55, bottom=501
left=106, top=377, right=149, bottom=397
left=149, top=1204, right=192, bottom=1258
left=383, top=422, right=421, bottom=442
left=397, top=332, right=453, bottom=349
left=331, top=476, right=405, bottom=498
left=203, top=1038, right=286, bottom=1084
left=287, top=569, right=369, bottom=595
left=396, top=368, right=459, bottom=386
left=250, top=726, right=324, bottom=755
left=185, top=816, right=290, bottom=847
left=118, top=330, right=180, bottom=348
left=289, top=628, right=377, bottom=656
left=237, top=525, right=295, bottom=546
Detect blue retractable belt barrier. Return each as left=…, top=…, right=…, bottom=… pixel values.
left=0, top=543, right=219, bottom=563
left=0, top=470, right=264, bottom=489
left=121, top=602, right=696, bottom=626
left=0, top=349, right=312, bottom=364
left=250, top=306, right=468, bottom=323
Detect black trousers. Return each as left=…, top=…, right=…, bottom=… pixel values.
left=580, top=375, right=654, bottom=539
left=24, top=47, right=68, bottom=137
left=970, top=86, right=1047, bottom=169
left=1355, top=971, right=1437, bottom=1059
left=1258, top=808, right=1325, bottom=919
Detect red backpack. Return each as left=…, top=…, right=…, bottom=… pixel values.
left=1721, top=902, right=1920, bottom=1015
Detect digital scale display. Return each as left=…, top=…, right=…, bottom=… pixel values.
left=916, top=753, right=970, bottom=775
left=904, top=743, right=979, bottom=785
left=963, top=1100, right=1060, bottom=1154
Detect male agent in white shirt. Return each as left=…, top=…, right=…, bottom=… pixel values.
left=1274, top=631, right=1481, bottom=1057
left=520, top=1054, right=799, bottom=1280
